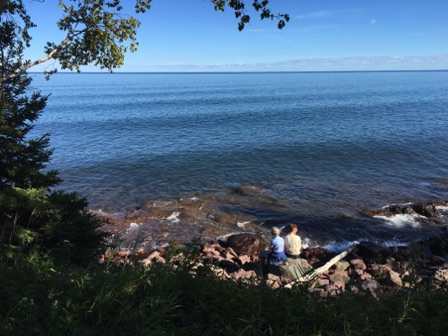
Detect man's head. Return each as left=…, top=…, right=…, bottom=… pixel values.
left=287, top=224, right=298, bottom=234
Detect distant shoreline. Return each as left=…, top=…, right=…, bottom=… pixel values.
left=28, top=69, right=448, bottom=75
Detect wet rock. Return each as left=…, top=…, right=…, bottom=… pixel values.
left=363, top=208, right=395, bottom=217
left=364, top=201, right=444, bottom=219
left=412, top=202, right=439, bottom=218
left=354, top=242, right=390, bottom=260
left=225, top=233, right=266, bottom=255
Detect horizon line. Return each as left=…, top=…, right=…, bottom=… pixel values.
left=28, top=69, right=448, bottom=75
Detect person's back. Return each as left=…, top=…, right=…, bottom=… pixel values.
left=284, top=224, right=302, bottom=258
left=268, top=227, right=287, bottom=264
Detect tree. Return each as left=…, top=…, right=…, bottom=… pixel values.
left=0, top=5, right=105, bottom=262
left=1, top=0, right=289, bottom=82
left=0, top=0, right=288, bottom=262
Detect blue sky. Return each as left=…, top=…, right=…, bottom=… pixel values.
left=26, top=0, right=448, bottom=72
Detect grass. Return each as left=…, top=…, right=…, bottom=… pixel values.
left=1, top=249, right=448, bottom=336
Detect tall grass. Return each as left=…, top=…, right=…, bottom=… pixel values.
left=1, top=251, right=447, bottom=335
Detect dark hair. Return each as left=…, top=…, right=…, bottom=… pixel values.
left=287, top=224, right=297, bottom=233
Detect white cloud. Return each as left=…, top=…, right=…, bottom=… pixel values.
left=370, top=19, right=377, bottom=25
left=134, top=55, right=448, bottom=72
left=296, top=9, right=362, bottom=20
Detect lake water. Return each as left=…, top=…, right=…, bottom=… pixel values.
left=31, top=71, right=448, bottom=247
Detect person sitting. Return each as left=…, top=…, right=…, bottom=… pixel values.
left=284, top=224, right=302, bottom=259
left=260, top=227, right=287, bottom=275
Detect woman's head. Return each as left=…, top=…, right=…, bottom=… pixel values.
left=271, top=227, right=281, bottom=236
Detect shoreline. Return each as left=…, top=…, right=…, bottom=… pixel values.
left=94, top=189, right=448, bottom=253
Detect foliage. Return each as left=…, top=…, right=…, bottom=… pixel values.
left=0, top=10, right=106, bottom=263
left=1, top=249, right=448, bottom=336
left=1, top=0, right=289, bottom=82
left=212, top=0, right=290, bottom=31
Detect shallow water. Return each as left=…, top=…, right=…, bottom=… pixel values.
left=31, top=71, right=448, bottom=245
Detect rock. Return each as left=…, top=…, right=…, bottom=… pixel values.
left=361, top=279, right=379, bottom=291
left=354, top=242, right=390, bottom=260
left=350, top=258, right=367, bottom=275
left=225, top=233, right=266, bottom=255
left=386, top=270, right=403, bottom=287
left=385, top=257, right=402, bottom=271
left=219, top=259, right=238, bottom=269
left=364, top=201, right=441, bottom=218
left=302, top=247, right=335, bottom=266
left=329, top=271, right=350, bottom=284
left=231, top=269, right=257, bottom=281
left=265, top=279, right=281, bottom=289
left=334, top=261, right=350, bottom=271
left=370, top=264, right=392, bottom=278
left=412, top=202, right=439, bottom=218
left=317, top=278, right=330, bottom=286
left=363, top=209, right=395, bottom=217
left=312, top=288, right=328, bottom=298
left=433, top=268, right=448, bottom=282
left=223, top=247, right=239, bottom=259
left=360, top=272, right=373, bottom=280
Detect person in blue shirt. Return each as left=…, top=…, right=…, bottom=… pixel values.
left=267, top=227, right=287, bottom=265
left=260, top=227, right=287, bottom=276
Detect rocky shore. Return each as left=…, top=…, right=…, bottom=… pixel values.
left=105, top=228, right=448, bottom=297
left=99, top=198, right=448, bottom=296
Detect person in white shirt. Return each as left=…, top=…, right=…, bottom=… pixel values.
left=284, top=224, right=302, bottom=258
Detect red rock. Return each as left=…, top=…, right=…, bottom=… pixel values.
left=225, top=233, right=266, bottom=255
left=350, top=258, right=367, bottom=271
left=317, top=278, right=330, bottom=286
left=370, top=264, right=392, bottom=278
left=237, top=255, right=251, bottom=265
left=329, top=271, right=350, bottom=284
left=386, top=270, right=402, bottom=287
left=360, top=272, right=373, bottom=280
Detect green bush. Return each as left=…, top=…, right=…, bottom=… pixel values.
left=1, top=249, right=447, bottom=336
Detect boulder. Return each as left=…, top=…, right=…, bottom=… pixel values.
left=225, top=233, right=266, bottom=255
left=350, top=258, right=367, bottom=274
left=354, top=242, right=390, bottom=260
left=412, top=202, right=439, bottom=218
left=329, top=271, right=350, bottom=284
left=334, top=260, right=350, bottom=271
left=386, top=270, right=403, bottom=287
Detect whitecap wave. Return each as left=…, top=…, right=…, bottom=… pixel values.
left=236, top=221, right=251, bottom=228
left=166, top=212, right=180, bottom=222
left=374, top=214, right=422, bottom=228
left=322, top=241, right=359, bottom=253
